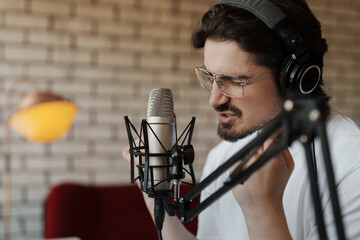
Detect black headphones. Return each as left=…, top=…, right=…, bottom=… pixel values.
left=219, top=0, right=322, bottom=99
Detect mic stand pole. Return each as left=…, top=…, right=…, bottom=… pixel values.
left=317, top=115, right=346, bottom=239
left=172, top=99, right=346, bottom=240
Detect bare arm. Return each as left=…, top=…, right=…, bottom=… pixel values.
left=231, top=137, right=294, bottom=240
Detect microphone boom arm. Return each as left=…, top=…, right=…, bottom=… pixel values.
left=172, top=99, right=346, bottom=240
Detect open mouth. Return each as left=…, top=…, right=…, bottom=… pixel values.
left=218, top=112, right=236, bottom=124
left=221, top=112, right=233, bottom=117
left=215, top=104, right=242, bottom=124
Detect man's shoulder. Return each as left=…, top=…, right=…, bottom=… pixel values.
left=327, top=111, right=360, bottom=143
left=325, top=111, right=360, bottom=175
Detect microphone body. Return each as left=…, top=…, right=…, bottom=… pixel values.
left=146, top=116, right=175, bottom=191
left=146, top=88, right=176, bottom=236
left=146, top=88, right=176, bottom=192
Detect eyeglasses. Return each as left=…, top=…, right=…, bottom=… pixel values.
left=195, top=66, right=273, bottom=98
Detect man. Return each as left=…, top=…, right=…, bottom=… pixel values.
left=124, top=0, right=360, bottom=239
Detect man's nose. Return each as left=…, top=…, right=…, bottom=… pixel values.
left=209, top=81, right=229, bottom=109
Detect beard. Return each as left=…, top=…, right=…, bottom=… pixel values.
left=218, top=122, right=261, bottom=142
left=216, top=101, right=283, bottom=142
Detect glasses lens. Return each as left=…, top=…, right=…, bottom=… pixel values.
left=216, top=74, right=244, bottom=98
left=195, top=67, right=212, bottom=90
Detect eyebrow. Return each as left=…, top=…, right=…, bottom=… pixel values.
left=203, top=65, right=251, bottom=80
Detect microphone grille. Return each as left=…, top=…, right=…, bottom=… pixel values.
left=147, top=88, right=174, bottom=117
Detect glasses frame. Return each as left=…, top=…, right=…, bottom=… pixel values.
left=195, top=66, right=273, bottom=98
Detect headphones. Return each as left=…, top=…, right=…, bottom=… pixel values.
left=219, top=0, right=322, bottom=99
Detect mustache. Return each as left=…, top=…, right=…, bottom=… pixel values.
left=215, top=103, right=242, bottom=118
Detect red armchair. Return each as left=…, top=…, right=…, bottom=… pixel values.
left=44, top=183, right=198, bottom=240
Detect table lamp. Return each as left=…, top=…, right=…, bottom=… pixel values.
left=2, top=78, right=78, bottom=240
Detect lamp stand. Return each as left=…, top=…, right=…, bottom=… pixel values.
left=2, top=78, right=39, bottom=240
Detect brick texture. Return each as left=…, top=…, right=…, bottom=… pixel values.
left=0, top=0, right=359, bottom=239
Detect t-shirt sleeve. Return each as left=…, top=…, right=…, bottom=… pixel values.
left=307, top=167, right=360, bottom=240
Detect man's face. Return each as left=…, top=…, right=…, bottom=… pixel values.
left=204, top=39, right=284, bottom=141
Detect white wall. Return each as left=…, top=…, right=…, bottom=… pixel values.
left=0, top=0, right=359, bottom=239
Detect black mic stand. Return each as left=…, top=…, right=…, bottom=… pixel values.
left=124, top=116, right=197, bottom=240
left=170, top=99, right=346, bottom=240
left=125, top=99, right=346, bottom=240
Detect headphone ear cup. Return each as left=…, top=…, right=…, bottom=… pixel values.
left=280, top=54, right=298, bottom=99
left=281, top=51, right=322, bottom=99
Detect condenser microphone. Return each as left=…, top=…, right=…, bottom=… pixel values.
left=146, top=88, right=176, bottom=191
left=124, top=87, right=196, bottom=239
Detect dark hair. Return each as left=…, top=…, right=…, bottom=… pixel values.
left=192, top=0, right=331, bottom=114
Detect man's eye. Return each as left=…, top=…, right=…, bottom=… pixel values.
left=230, top=81, right=243, bottom=87
left=218, top=76, right=245, bottom=86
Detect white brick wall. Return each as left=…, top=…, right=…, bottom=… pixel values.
left=0, top=0, right=359, bottom=239
left=307, top=0, right=360, bottom=120
left=0, top=1, right=26, bottom=10
left=5, top=13, right=49, bottom=29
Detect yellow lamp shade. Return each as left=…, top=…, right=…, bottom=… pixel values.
left=8, top=100, right=78, bottom=143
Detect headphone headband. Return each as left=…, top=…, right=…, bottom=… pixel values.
left=219, top=0, right=304, bottom=52
left=219, top=0, right=285, bottom=28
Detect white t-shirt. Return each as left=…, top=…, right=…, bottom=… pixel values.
left=197, top=111, right=360, bottom=240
